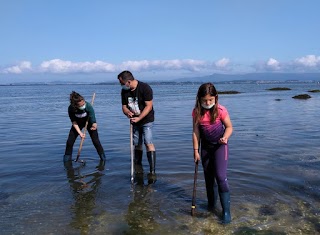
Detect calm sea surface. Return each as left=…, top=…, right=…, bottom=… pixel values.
left=0, top=81, right=319, bottom=234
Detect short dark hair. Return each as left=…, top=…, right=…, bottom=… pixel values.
left=118, top=70, right=135, bottom=82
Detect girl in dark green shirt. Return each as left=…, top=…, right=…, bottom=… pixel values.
left=63, top=91, right=105, bottom=162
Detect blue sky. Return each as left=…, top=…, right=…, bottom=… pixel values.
left=1, top=0, right=320, bottom=83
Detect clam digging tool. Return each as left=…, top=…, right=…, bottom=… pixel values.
left=191, top=160, right=199, bottom=216
left=74, top=92, right=96, bottom=164
left=130, top=122, right=134, bottom=184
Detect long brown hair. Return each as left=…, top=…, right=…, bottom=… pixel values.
left=69, top=91, right=84, bottom=110
left=193, top=83, right=219, bottom=125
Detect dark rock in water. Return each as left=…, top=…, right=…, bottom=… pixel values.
left=267, top=87, right=291, bottom=91
left=259, top=204, right=276, bottom=216
left=292, top=94, right=312, bottom=99
left=308, top=89, right=320, bottom=93
left=0, top=192, right=10, bottom=200
left=234, top=227, right=286, bottom=235
left=290, top=209, right=303, bottom=218
left=275, top=98, right=282, bottom=101
left=219, top=90, right=241, bottom=94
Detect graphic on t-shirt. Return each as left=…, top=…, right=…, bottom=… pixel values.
left=75, top=112, right=87, bottom=118
left=128, top=97, right=141, bottom=115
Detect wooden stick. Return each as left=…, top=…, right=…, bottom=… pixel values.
left=75, top=92, right=96, bottom=162
left=191, top=159, right=199, bottom=216
left=130, top=122, right=134, bottom=184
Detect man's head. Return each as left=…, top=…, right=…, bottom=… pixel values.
left=118, top=70, right=135, bottom=90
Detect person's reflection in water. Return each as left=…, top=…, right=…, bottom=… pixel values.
left=125, top=172, right=160, bottom=234
left=147, top=172, right=157, bottom=185
left=64, top=160, right=106, bottom=234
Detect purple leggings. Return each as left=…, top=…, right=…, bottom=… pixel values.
left=201, top=144, right=229, bottom=193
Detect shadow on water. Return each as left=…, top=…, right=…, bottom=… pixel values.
left=64, top=160, right=106, bottom=234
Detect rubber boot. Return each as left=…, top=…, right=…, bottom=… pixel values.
left=207, top=184, right=218, bottom=211
left=63, top=160, right=73, bottom=171
left=147, top=151, right=156, bottom=174
left=134, top=149, right=143, bottom=174
left=99, top=152, right=106, bottom=161
left=63, top=154, right=72, bottom=162
left=219, top=191, right=231, bottom=224
left=96, top=159, right=106, bottom=172
left=147, top=173, right=157, bottom=185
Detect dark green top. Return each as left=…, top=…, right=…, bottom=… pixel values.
left=68, top=101, right=96, bottom=128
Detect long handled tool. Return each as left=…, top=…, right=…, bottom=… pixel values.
left=191, top=160, right=199, bottom=216
left=75, top=92, right=96, bottom=163
left=130, top=122, right=134, bottom=184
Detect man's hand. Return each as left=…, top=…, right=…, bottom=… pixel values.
left=130, top=117, right=141, bottom=123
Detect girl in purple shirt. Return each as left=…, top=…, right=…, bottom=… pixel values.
left=192, top=83, right=233, bottom=224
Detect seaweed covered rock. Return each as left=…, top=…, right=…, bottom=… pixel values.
left=292, top=94, right=311, bottom=99
left=267, top=87, right=291, bottom=91
left=219, top=91, right=241, bottom=94
left=308, top=89, right=320, bottom=93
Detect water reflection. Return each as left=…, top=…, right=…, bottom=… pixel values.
left=64, top=160, right=105, bottom=234
left=124, top=173, right=159, bottom=234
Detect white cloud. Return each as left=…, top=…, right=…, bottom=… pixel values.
left=1, top=55, right=320, bottom=75
left=253, top=58, right=281, bottom=71
left=1, top=58, right=219, bottom=74
left=2, top=61, right=32, bottom=74
left=120, top=59, right=209, bottom=72
left=266, top=58, right=280, bottom=70
left=294, top=55, right=320, bottom=67
left=215, top=58, right=230, bottom=68
left=39, top=59, right=116, bottom=73
left=251, top=55, right=320, bottom=72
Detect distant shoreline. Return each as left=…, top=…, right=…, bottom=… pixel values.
left=1, top=79, right=319, bottom=86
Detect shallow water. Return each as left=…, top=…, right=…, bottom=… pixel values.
left=0, top=81, right=319, bottom=234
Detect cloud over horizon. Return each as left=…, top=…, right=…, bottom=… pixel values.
left=1, top=55, right=320, bottom=76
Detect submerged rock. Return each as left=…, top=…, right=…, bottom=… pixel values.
left=267, top=87, right=291, bottom=91
left=219, top=90, right=241, bottom=94
left=292, top=94, right=311, bottom=99
left=308, top=89, right=320, bottom=93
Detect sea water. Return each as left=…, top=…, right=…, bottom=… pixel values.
left=0, top=81, right=319, bottom=234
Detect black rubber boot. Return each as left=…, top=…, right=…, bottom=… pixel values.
left=147, top=173, right=157, bottom=184
left=134, top=149, right=143, bottom=174
left=63, top=160, right=73, bottom=171
left=63, top=154, right=72, bottom=162
left=219, top=191, right=231, bottom=224
left=207, top=184, right=218, bottom=211
left=147, top=151, right=156, bottom=174
left=99, top=152, right=106, bottom=161
left=96, top=159, right=106, bottom=171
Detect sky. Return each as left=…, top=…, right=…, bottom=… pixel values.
left=1, top=0, right=320, bottom=83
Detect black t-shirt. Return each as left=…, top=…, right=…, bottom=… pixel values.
left=121, top=81, right=155, bottom=125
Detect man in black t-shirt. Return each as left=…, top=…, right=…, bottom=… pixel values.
left=118, top=71, right=156, bottom=176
